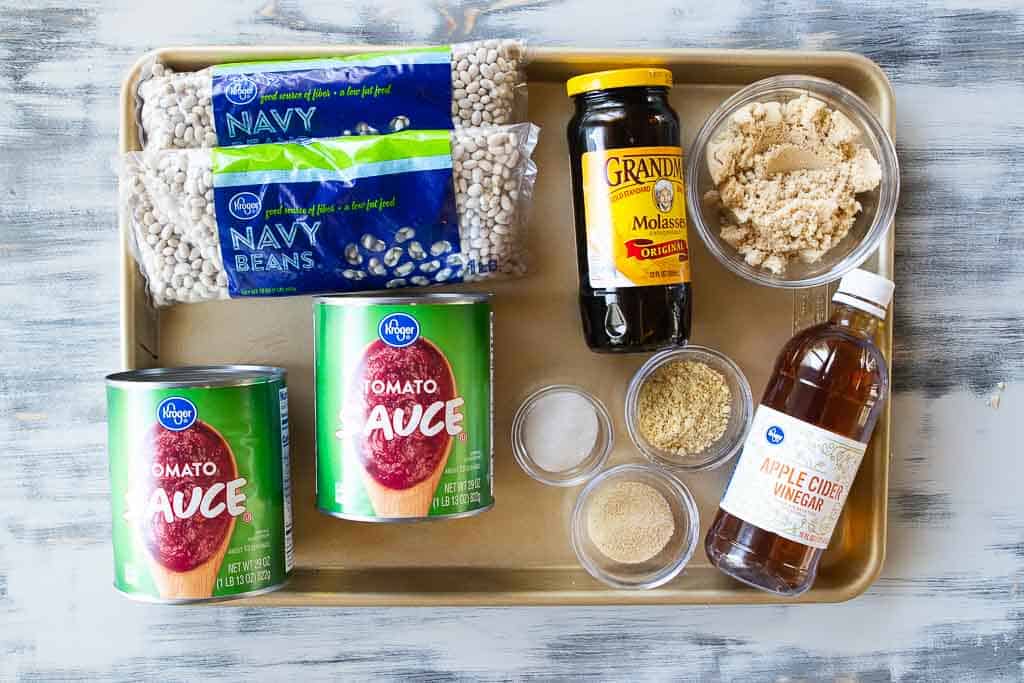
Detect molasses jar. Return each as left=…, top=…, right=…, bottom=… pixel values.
left=566, top=68, right=692, bottom=353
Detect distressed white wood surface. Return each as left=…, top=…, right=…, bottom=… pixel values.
left=1, top=0, right=1022, bottom=679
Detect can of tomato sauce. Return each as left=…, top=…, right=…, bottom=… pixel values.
left=105, top=366, right=293, bottom=603
left=314, top=293, right=494, bottom=521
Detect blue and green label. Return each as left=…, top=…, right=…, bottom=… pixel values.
left=211, top=48, right=453, bottom=146
left=211, top=130, right=462, bottom=297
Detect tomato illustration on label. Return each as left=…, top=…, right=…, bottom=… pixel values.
left=338, top=336, right=462, bottom=491
left=125, top=421, right=246, bottom=573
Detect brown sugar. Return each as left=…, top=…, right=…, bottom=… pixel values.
left=637, top=360, right=732, bottom=456
left=704, top=94, right=882, bottom=274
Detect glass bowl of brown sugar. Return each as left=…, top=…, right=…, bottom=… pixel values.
left=625, top=346, right=753, bottom=472
left=686, top=75, right=899, bottom=288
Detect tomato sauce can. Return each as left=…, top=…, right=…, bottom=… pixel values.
left=105, top=366, right=293, bottom=603
left=314, top=293, right=494, bottom=522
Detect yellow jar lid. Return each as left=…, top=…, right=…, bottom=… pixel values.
left=566, top=67, right=673, bottom=96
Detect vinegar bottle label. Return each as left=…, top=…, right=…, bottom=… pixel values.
left=720, top=405, right=868, bottom=549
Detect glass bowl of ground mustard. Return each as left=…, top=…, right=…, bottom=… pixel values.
left=625, top=346, right=753, bottom=472
left=571, top=463, right=699, bottom=589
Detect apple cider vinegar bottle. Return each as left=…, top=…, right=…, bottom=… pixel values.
left=705, top=269, right=893, bottom=596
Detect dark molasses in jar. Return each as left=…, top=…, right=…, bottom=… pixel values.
left=566, top=68, right=692, bottom=353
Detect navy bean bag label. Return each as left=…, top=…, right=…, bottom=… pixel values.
left=211, top=48, right=453, bottom=146
left=210, top=131, right=462, bottom=297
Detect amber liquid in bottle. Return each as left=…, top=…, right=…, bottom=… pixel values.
left=705, top=303, right=889, bottom=595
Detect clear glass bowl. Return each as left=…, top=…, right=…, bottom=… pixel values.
left=511, top=385, right=614, bottom=487
left=686, top=75, right=899, bottom=288
left=571, top=464, right=699, bottom=590
left=625, top=345, right=753, bottom=472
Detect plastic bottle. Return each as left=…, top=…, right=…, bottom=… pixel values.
left=705, top=268, right=893, bottom=596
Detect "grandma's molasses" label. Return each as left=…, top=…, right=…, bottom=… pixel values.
left=581, top=145, right=690, bottom=288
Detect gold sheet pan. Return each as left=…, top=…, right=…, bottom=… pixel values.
left=119, top=47, right=894, bottom=605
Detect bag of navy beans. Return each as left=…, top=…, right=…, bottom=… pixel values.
left=121, top=125, right=538, bottom=306
left=137, top=41, right=526, bottom=150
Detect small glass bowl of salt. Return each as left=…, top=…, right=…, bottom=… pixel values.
left=512, top=385, right=614, bottom=487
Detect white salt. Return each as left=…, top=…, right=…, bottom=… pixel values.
left=523, top=390, right=599, bottom=473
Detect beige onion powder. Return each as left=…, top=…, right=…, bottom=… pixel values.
left=587, top=480, right=675, bottom=564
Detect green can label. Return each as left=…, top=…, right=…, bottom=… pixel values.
left=315, top=297, right=493, bottom=520
left=107, top=374, right=292, bottom=601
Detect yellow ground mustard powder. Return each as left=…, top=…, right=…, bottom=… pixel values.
left=637, top=360, right=732, bottom=456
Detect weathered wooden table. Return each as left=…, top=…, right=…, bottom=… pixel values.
left=1, top=1, right=1021, bottom=679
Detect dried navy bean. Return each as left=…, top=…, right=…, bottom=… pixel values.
left=361, top=234, right=386, bottom=252
left=344, top=244, right=363, bottom=265
left=430, top=240, right=452, bottom=256
left=408, top=241, right=426, bottom=260
left=383, top=246, right=403, bottom=267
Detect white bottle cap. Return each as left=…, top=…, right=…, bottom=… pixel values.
left=832, top=268, right=894, bottom=319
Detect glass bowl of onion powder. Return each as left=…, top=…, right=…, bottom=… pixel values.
left=571, top=464, right=699, bottom=589
left=512, top=385, right=614, bottom=486
left=625, top=346, right=754, bottom=472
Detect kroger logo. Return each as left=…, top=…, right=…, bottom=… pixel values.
left=224, top=75, right=259, bottom=105
left=378, top=313, right=420, bottom=348
left=228, top=192, right=262, bottom=221
left=766, top=425, right=785, bottom=445
left=157, top=397, right=198, bottom=432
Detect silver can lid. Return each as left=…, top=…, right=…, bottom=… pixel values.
left=315, top=292, right=491, bottom=307
left=106, top=365, right=286, bottom=389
